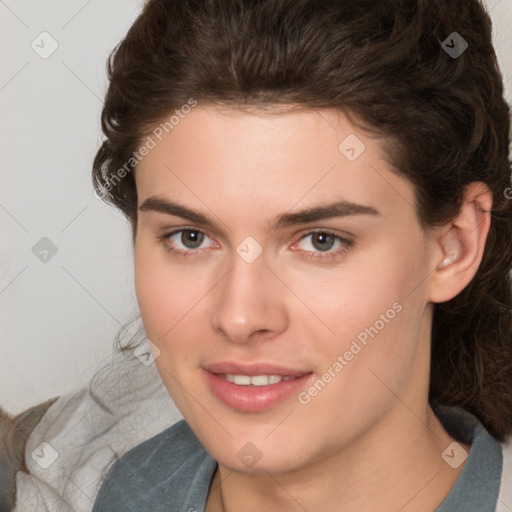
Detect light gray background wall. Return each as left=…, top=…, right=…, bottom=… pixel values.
left=1, top=0, right=511, bottom=417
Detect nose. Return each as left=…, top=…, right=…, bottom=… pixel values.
left=210, top=248, right=289, bottom=344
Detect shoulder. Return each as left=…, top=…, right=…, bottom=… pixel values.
left=100, top=419, right=203, bottom=478
left=92, top=419, right=216, bottom=511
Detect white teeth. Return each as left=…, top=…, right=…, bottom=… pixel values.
left=250, top=375, right=275, bottom=386
left=233, top=375, right=251, bottom=385
left=225, top=374, right=298, bottom=386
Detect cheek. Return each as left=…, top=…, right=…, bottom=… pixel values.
left=133, top=242, right=210, bottom=401
left=330, top=239, right=428, bottom=386
left=134, top=241, right=207, bottom=341
left=284, top=235, right=425, bottom=339
left=282, top=228, right=430, bottom=408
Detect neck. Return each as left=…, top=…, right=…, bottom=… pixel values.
left=206, top=404, right=467, bottom=512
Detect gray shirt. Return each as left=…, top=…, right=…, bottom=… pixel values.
left=92, top=404, right=503, bottom=512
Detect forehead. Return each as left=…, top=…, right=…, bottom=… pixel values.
left=135, top=104, right=417, bottom=226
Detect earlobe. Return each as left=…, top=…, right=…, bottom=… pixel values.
left=428, top=182, right=492, bottom=303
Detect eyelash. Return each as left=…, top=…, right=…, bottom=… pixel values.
left=157, top=228, right=354, bottom=262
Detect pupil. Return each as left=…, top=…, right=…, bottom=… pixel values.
left=182, top=230, right=204, bottom=249
left=312, top=233, right=334, bottom=251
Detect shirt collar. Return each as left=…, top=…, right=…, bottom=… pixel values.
left=433, top=404, right=503, bottom=512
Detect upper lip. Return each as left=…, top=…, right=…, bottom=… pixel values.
left=203, top=361, right=311, bottom=377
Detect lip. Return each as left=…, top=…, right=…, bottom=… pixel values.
left=203, top=361, right=311, bottom=377
left=202, top=363, right=314, bottom=412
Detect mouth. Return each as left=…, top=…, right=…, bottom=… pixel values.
left=203, top=364, right=314, bottom=412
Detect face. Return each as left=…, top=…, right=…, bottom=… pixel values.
left=134, top=104, right=437, bottom=474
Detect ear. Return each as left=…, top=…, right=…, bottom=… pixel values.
left=427, top=181, right=492, bottom=304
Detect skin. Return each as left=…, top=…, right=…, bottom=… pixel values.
left=133, top=104, right=491, bottom=512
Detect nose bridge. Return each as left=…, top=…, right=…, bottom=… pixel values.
left=210, top=247, right=287, bottom=343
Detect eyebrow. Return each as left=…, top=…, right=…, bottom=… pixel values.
left=138, top=196, right=380, bottom=231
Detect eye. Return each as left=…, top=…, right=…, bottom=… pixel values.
left=159, top=228, right=217, bottom=256
left=158, top=228, right=353, bottom=262
left=173, top=229, right=206, bottom=249
left=291, top=230, right=353, bottom=261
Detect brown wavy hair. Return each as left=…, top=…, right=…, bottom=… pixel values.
left=92, top=0, right=512, bottom=441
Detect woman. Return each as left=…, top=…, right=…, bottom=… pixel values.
left=91, top=0, right=512, bottom=510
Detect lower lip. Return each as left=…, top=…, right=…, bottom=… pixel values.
left=203, top=370, right=314, bottom=412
